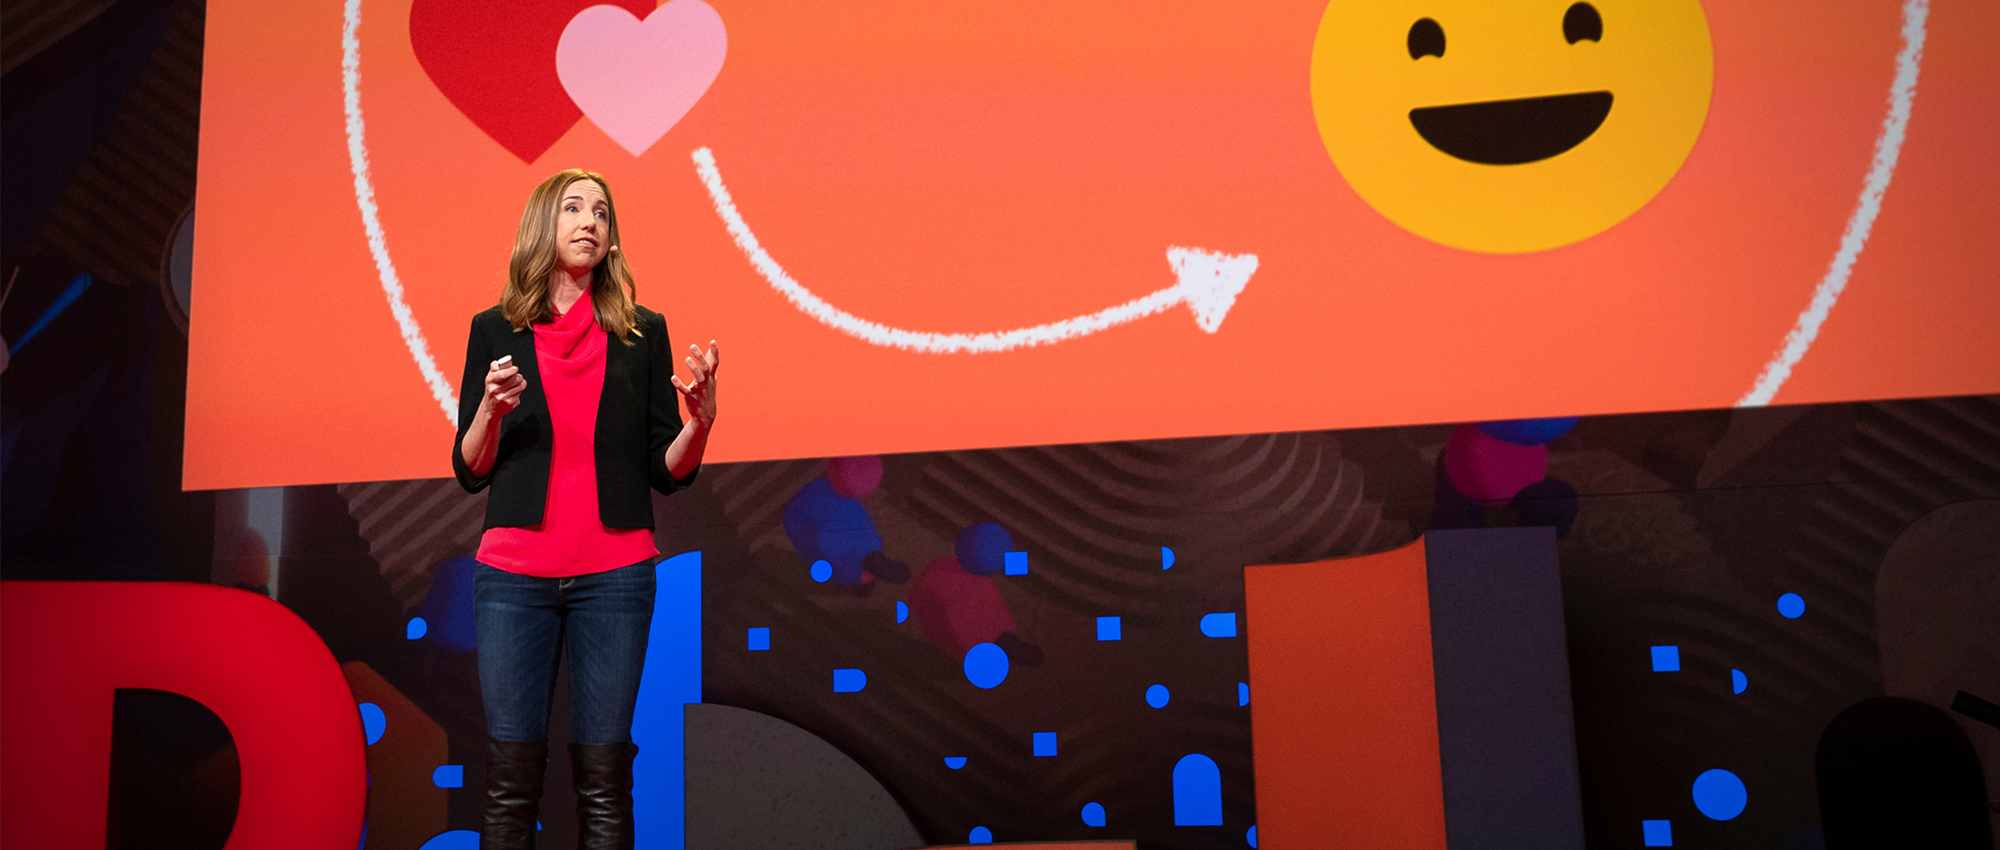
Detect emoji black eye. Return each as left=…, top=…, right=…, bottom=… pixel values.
left=1408, top=18, right=1445, bottom=59
left=1564, top=3, right=1603, bottom=43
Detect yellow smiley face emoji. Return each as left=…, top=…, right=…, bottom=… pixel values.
left=1311, top=0, right=1713, bottom=253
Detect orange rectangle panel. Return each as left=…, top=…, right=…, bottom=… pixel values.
left=1243, top=539, right=1445, bottom=850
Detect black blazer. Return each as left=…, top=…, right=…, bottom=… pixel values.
left=451, top=305, right=695, bottom=530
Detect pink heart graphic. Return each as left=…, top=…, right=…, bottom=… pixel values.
left=555, top=0, right=727, bottom=156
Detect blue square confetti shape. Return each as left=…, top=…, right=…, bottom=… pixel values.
left=1004, top=550, right=1028, bottom=575
left=1651, top=645, right=1681, bottom=672
left=1033, top=732, right=1058, bottom=757
left=1097, top=616, right=1122, bottom=641
left=1642, top=819, right=1673, bottom=846
left=747, top=627, right=770, bottom=651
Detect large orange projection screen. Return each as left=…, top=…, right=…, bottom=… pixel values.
left=186, top=0, right=1999, bottom=489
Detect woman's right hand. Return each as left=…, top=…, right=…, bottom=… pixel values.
left=483, top=358, right=526, bottom=417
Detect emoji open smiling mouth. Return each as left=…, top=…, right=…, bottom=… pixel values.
left=1409, top=91, right=1614, bottom=165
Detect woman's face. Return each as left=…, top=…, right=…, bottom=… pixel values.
left=552, top=177, right=611, bottom=277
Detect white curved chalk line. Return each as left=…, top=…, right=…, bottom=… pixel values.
left=1740, top=0, right=1926, bottom=406
left=691, top=148, right=1256, bottom=354
left=343, top=0, right=458, bottom=426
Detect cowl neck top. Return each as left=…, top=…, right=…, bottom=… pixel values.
left=477, top=299, right=657, bottom=576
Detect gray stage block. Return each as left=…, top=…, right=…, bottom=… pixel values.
left=1425, top=527, right=1586, bottom=850
left=685, top=702, right=923, bottom=850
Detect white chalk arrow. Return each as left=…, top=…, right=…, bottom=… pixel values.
left=692, top=147, right=1258, bottom=354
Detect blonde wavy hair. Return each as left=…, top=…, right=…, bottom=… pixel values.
left=501, top=169, right=641, bottom=342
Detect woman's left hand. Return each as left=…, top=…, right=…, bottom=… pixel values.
left=671, top=340, right=719, bottom=427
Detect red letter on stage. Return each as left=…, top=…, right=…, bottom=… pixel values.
left=2, top=581, right=366, bottom=849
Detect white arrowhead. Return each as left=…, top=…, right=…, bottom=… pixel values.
left=1169, top=247, right=1258, bottom=333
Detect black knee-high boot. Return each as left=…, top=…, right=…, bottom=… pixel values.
left=481, top=740, right=547, bottom=849
left=571, top=742, right=639, bottom=850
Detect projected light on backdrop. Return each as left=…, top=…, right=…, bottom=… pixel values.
left=186, top=0, right=1998, bottom=488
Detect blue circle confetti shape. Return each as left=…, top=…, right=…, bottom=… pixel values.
left=810, top=560, right=833, bottom=583
left=415, top=830, right=479, bottom=850
left=406, top=616, right=428, bottom=640
left=968, top=826, right=993, bottom=844
left=1247, top=825, right=1259, bottom=848
left=1082, top=801, right=1106, bottom=827
left=359, top=702, right=386, bottom=745
left=963, top=642, right=1010, bottom=689
left=1777, top=592, right=1806, bottom=619
left=956, top=523, right=1014, bottom=576
left=1731, top=669, right=1748, bottom=694
left=1146, top=684, right=1171, bottom=709
left=1692, top=768, right=1748, bottom=820
left=895, top=600, right=909, bottom=623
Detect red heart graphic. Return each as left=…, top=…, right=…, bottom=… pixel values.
left=409, top=0, right=655, bottom=163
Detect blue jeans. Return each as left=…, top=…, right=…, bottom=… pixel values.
left=474, top=561, right=656, bottom=745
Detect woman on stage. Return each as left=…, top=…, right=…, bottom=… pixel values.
left=453, top=169, right=718, bottom=849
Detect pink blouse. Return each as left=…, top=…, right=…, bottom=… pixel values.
left=476, top=304, right=658, bottom=577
